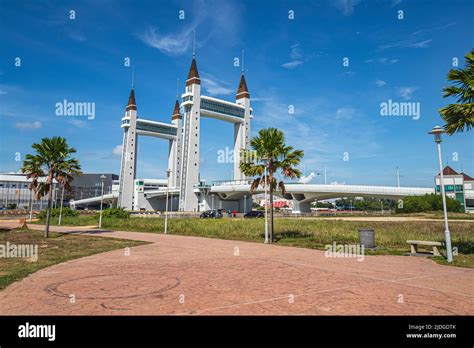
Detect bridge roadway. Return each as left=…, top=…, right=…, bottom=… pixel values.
left=71, top=180, right=434, bottom=213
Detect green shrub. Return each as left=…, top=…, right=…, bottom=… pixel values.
left=395, top=194, right=462, bottom=213
left=37, top=207, right=79, bottom=219
left=100, top=208, right=129, bottom=219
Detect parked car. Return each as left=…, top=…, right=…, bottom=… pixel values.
left=199, top=210, right=223, bottom=219
left=243, top=210, right=264, bottom=218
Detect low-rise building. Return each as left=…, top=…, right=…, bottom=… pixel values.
left=0, top=172, right=118, bottom=210
left=435, top=165, right=474, bottom=213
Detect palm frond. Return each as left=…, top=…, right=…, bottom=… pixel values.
left=439, top=48, right=474, bottom=134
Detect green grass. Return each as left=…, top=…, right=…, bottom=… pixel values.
left=0, top=227, right=148, bottom=290
left=35, top=215, right=474, bottom=268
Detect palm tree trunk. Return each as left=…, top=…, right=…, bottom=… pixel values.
left=44, top=186, right=53, bottom=238
left=269, top=185, right=274, bottom=243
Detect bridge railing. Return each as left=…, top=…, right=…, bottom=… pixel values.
left=212, top=179, right=253, bottom=186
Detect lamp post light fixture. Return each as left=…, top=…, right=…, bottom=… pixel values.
left=98, top=175, right=106, bottom=229
left=58, top=182, right=65, bottom=225
left=429, top=126, right=453, bottom=262
left=164, top=169, right=172, bottom=234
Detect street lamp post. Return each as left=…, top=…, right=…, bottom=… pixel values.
left=164, top=169, right=171, bottom=234
left=263, top=158, right=269, bottom=244
left=429, top=126, right=453, bottom=262
left=58, top=183, right=65, bottom=225
left=98, top=175, right=106, bottom=229
left=28, top=189, right=33, bottom=222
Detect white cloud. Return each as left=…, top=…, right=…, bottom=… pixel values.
left=15, top=121, right=42, bottom=129
left=251, top=97, right=273, bottom=102
left=282, top=60, right=303, bottom=69
left=379, top=39, right=432, bottom=51
left=335, top=108, right=355, bottom=119
left=342, top=71, right=355, bottom=76
left=200, top=72, right=234, bottom=96
left=378, top=57, right=398, bottom=64
left=139, top=26, right=192, bottom=56
left=67, top=119, right=88, bottom=128
left=397, top=86, right=419, bottom=100
left=408, top=39, right=432, bottom=48
left=138, top=1, right=243, bottom=56
left=375, top=79, right=387, bottom=87
left=112, top=145, right=123, bottom=156
left=68, top=31, right=86, bottom=42
left=333, top=0, right=361, bottom=16
left=290, top=43, right=303, bottom=60
left=365, top=58, right=398, bottom=64
left=282, top=43, right=305, bottom=69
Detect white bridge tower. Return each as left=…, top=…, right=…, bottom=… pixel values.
left=118, top=88, right=138, bottom=210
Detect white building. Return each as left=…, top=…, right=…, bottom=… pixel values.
left=434, top=165, right=474, bottom=212
left=0, top=173, right=57, bottom=210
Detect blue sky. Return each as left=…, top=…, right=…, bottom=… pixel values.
left=0, top=0, right=473, bottom=187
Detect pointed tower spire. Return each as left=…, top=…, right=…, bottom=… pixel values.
left=126, top=88, right=137, bottom=111
left=126, top=67, right=137, bottom=111
left=172, top=78, right=182, bottom=120
left=236, top=49, right=249, bottom=100
left=186, top=58, right=200, bottom=86
left=172, top=99, right=182, bottom=120
left=186, top=29, right=200, bottom=86
left=187, top=58, right=200, bottom=80
left=236, top=74, right=249, bottom=100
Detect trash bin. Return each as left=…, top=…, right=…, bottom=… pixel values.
left=358, top=228, right=375, bottom=248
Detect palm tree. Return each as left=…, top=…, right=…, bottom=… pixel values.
left=240, top=128, right=304, bottom=243
left=21, top=137, right=82, bottom=238
left=439, top=48, right=474, bottom=135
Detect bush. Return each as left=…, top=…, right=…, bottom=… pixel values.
left=100, top=208, right=129, bottom=219
left=395, top=194, right=463, bottom=213
left=37, top=207, right=79, bottom=219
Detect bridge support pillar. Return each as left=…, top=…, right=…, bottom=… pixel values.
left=179, top=58, right=201, bottom=212
left=292, top=200, right=311, bottom=214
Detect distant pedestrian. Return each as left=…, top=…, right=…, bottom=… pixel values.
left=232, top=209, right=237, bottom=217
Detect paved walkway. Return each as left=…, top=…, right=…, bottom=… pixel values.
left=0, top=220, right=473, bottom=315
